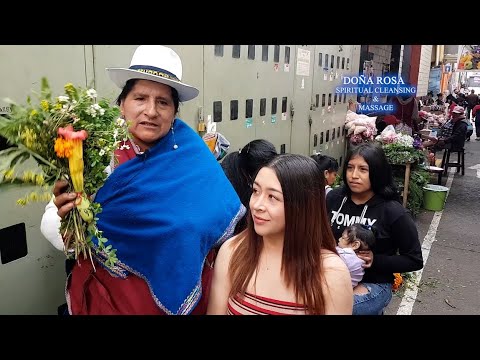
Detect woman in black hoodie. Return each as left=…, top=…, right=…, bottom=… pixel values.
left=326, top=142, right=423, bottom=315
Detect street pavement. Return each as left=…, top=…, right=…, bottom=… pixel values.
left=386, top=135, right=480, bottom=315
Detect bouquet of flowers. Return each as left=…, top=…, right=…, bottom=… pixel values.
left=344, top=110, right=377, bottom=145
left=0, top=78, right=128, bottom=268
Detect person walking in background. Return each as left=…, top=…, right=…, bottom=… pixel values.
left=311, top=154, right=339, bottom=195
left=472, top=100, right=480, bottom=141
left=220, top=139, right=278, bottom=235
left=208, top=154, right=353, bottom=315
left=40, top=45, right=244, bottom=315
left=326, top=142, right=423, bottom=315
left=466, top=89, right=478, bottom=120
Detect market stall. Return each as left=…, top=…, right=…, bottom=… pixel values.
left=344, top=111, right=430, bottom=216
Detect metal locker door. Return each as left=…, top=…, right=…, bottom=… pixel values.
left=310, top=45, right=338, bottom=156
left=203, top=45, right=254, bottom=153
left=290, top=45, right=315, bottom=156
left=251, top=45, right=295, bottom=155
left=0, top=45, right=88, bottom=314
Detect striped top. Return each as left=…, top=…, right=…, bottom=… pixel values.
left=228, top=292, right=307, bottom=315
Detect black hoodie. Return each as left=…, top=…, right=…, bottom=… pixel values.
left=326, top=186, right=423, bottom=284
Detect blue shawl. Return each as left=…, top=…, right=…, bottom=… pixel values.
left=93, top=119, right=244, bottom=314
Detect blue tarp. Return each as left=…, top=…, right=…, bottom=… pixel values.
left=428, top=67, right=442, bottom=95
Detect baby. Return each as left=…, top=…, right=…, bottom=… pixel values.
left=336, top=223, right=376, bottom=293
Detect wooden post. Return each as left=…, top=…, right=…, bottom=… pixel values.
left=403, top=162, right=411, bottom=208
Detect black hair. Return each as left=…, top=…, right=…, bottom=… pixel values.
left=221, top=139, right=278, bottom=234
left=343, top=223, right=376, bottom=251
left=342, top=142, right=400, bottom=202
left=115, top=79, right=180, bottom=114
left=311, top=154, right=339, bottom=173
left=374, top=115, right=388, bottom=134
left=238, top=139, right=278, bottom=185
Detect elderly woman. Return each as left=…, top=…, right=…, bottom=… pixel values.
left=41, top=45, right=245, bottom=315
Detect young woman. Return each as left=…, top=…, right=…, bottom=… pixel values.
left=326, top=142, right=423, bottom=315
left=208, top=154, right=353, bottom=315
left=311, top=154, right=339, bottom=195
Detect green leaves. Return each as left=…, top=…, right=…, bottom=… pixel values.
left=383, top=143, right=426, bottom=165
left=0, top=78, right=124, bottom=268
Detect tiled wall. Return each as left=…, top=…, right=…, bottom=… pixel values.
left=417, top=45, right=433, bottom=97
left=368, top=45, right=392, bottom=77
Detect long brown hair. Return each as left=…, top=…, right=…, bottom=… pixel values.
left=228, top=154, right=338, bottom=314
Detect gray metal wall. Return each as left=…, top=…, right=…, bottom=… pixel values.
left=0, top=45, right=89, bottom=314
left=0, top=45, right=361, bottom=314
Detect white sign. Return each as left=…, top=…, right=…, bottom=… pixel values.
left=296, top=48, right=310, bottom=77
left=206, top=114, right=216, bottom=133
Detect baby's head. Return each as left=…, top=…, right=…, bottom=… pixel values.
left=338, top=223, right=375, bottom=252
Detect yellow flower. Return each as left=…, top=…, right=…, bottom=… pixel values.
left=28, top=192, right=39, bottom=202
left=16, top=198, right=27, bottom=206
left=35, top=174, right=45, bottom=185
left=3, top=168, right=15, bottom=181
left=29, top=109, right=38, bottom=119
left=22, top=171, right=36, bottom=183
left=40, top=100, right=50, bottom=112
left=64, top=83, right=76, bottom=98
left=20, top=128, right=37, bottom=149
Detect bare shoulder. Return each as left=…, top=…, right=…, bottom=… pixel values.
left=216, top=232, right=244, bottom=263
left=219, top=233, right=242, bottom=254
left=321, top=249, right=350, bottom=273
left=320, top=249, right=353, bottom=314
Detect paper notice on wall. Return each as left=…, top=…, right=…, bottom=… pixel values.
left=274, top=63, right=279, bottom=72
left=245, top=118, right=253, bottom=128
left=206, top=115, right=216, bottom=133
left=271, top=115, right=277, bottom=123
left=329, top=73, right=333, bottom=81
left=301, top=78, right=305, bottom=89
left=296, top=48, right=310, bottom=77
left=207, top=122, right=216, bottom=133
left=324, top=73, right=327, bottom=81
left=284, top=64, right=290, bottom=72
left=282, top=112, right=287, bottom=121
